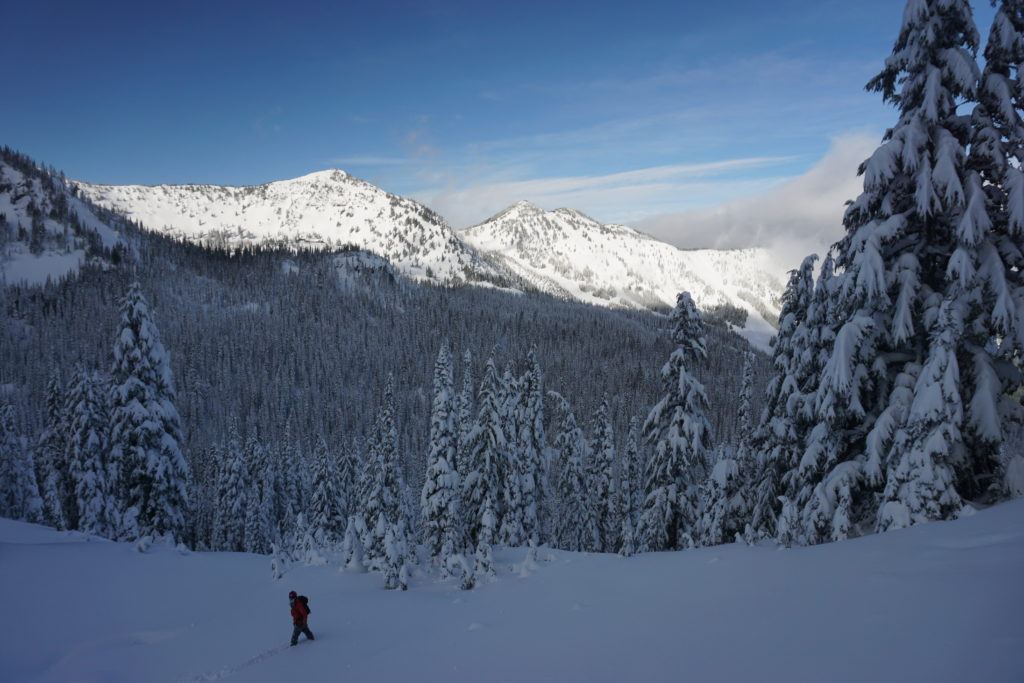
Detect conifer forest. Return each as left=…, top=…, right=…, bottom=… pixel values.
left=2, top=0, right=1024, bottom=597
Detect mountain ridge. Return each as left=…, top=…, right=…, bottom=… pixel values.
left=460, top=200, right=783, bottom=346
left=60, top=163, right=782, bottom=345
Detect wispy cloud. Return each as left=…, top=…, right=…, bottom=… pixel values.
left=635, top=132, right=878, bottom=273
left=411, top=156, right=796, bottom=228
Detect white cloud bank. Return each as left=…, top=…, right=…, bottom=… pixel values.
left=635, top=132, right=879, bottom=275
left=411, top=156, right=796, bottom=231
left=407, top=131, right=879, bottom=279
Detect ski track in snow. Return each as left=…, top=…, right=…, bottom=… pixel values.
left=182, top=642, right=292, bottom=682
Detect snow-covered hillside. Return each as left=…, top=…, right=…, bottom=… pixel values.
left=0, top=155, right=123, bottom=285
left=74, top=170, right=499, bottom=285
left=73, top=169, right=784, bottom=346
left=462, top=201, right=783, bottom=346
left=3, top=500, right=1022, bottom=683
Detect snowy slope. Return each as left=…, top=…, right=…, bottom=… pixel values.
left=74, top=170, right=499, bottom=285
left=461, top=202, right=783, bottom=346
left=72, top=169, right=784, bottom=347
left=3, top=500, right=1022, bottom=683
left=0, top=158, right=123, bottom=285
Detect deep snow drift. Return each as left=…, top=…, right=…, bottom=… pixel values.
left=2, top=500, right=1023, bottom=683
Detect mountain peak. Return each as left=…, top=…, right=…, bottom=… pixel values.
left=73, top=169, right=499, bottom=286
left=289, top=168, right=350, bottom=184
left=460, top=202, right=783, bottom=348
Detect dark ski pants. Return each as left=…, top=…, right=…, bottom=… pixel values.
left=291, top=622, right=314, bottom=645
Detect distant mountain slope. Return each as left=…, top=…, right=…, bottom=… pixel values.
left=0, top=151, right=124, bottom=286
left=72, top=166, right=784, bottom=345
left=74, top=170, right=500, bottom=285
left=461, top=201, right=783, bottom=343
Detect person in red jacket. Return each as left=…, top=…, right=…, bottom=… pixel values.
left=289, top=590, right=315, bottom=646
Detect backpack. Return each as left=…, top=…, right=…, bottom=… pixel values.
left=298, top=595, right=310, bottom=614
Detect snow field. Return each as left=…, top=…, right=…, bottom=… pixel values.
left=2, top=498, right=1023, bottom=683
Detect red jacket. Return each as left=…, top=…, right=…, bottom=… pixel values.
left=291, top=597, right=309, bottom=624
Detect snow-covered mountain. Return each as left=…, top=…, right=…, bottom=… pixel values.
left=74, top=170, right=500, bottom=285
left=0, top=153, right=124, bottom=286
left=461, top=201, right=783, bottom=342
left=72, top=168, right=784, bottom=345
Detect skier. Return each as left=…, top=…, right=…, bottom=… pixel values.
left=288, top=590, right=315, bottom=646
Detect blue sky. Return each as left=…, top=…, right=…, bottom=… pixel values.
left=0, top=0, right=999, bottom=244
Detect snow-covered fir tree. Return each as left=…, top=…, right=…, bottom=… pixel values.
left=361, top=376, right=411, bottom=565
left=382, top=521, right=410, bottom=590
left=618, top=417, right=642, bottom=557
left=498, top=440, right=527, bottom=547
left=637, top=292, right=712, bottom=551
left=552, top=398, right=595, bottom=551
left=517, top=346, right=547, bottom=544
left=214, top=423, right=248, bottom=551
left=588, top=397, right=618, bottom=552
left=66, top=368, right=113, bottom=537
left=35, top=373, right=68, bottom=529
left=786, top=0, right=1023, bottom=543
left=337, top=441, right=362, bottom=523
left=342, top=513, right=368, bottom=572
left=748, top=256, right=821, bottom=540
left=0, top=403, right=42, bottom=522
left=462, top=358, right=505, bottom=552
left=496, top=360, right=527, bottom=546
left=420, top=343, right=465, bottom=572
left=877, top=300, right=966, bottom=531
left=472, top=491, right=497, bottom=583
left=243, top=428, right=275, bottom=554
left=307, top=435, right=344, bottom=548
left=107, top=282, right=190, bottom=541
left=699, top=455, right=747, bottom=546
left=278, top=420, right=305, bottom=536
left=455, top=350, right=475, bottom=479
left=964, top=0, right=1024, bottom=498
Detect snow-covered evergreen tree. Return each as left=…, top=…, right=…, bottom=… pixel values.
left=279, top=418, right=304, bottom=533
left=342, top=513, right=368, bottom=572
left=878, top=300, right=966, bottom=530
left=748, top=256, right=819, bottom=540
left=699, top=456, right=747, bottom=546
left=107, top=282, right=190, bottom=541
left=307, top=435, right=344, bottom=548
left=790, top=0, right=1022, bottom=541
left=462, top=359, right=505, bottom=552
left=637, top=292, right=712, bottom=551
left=362, top=375, right=410, bottom=565
left=518, top=346, right=547, bottom=544
left=421, top=343, right=464, bottom=570
left=455, top=350, right=475, bottom=479
left=472, top=491, right=497, bottom=583
left=737, top=352, right=756, bottom=445
left=776, top=495, right=799, bottom=548
left=214, top=423, right=248, bottom=551
left=243, top=428, right=276, bottom=554
left=960, top=0, right=1024, bottom=497
left=35, top=373, right=68, bottom=529
left=552, top=399, right=594, bottom=551
left=337, top=441, right=361, bottom=523
left=496, top=361, right=527, bottom=546
left=66, top=368, right=112, bottom=537
left=498, top=442, right=526, bottom=547
left=0, top=403, right=42, bottom=522
left=618, top=417, right=641, bottom=556
left=382, top=521, right=409, bottom=590
left=588, top=397, right=618, bottom=552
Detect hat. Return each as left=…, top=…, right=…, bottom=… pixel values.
left=288, top=590, right=297, bottom=598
